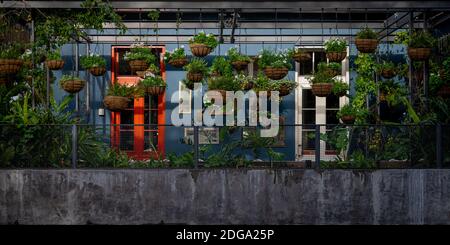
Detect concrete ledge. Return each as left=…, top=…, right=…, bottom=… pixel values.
left=1, top=169, right=450, bottom=224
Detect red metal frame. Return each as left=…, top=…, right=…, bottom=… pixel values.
left=111, top=46, right=166, bottom=160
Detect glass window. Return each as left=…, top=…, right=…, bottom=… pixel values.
left=299, top=52, right=313, bottom=75
left=326, top=94, right=340, bottom=109
left=314, top=51, right=327, bottom=73
left=144, top=131, right=158, bottom=152
left=119, top=131, right=134, bottom=151
left=302, top=89, right=316, bottom=108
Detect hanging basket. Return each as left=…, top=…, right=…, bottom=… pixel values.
left=278, top=85, right=292, bottom=97
left=145, top=86, right=166, bottom=96
left=326, top=52, right=347, bottom=62
left=128, top=59, right=149, bottom=71
left=168, top=57, right=188, bottom=68
left=88, top=66, right=107, bottom=76
left=231, top=61, right=249, bottom=71
left=0, top=75, right=8, bottom=85
left=311, top=83, right=333, bottom=97
left=292, top=52, right=311, bottom=63
left=355, top=38, right=379, bottom=53
left=242, top=81, right=254, bottom=90
left=340, top=115, right=356, bottom=124
left=381, top=69, right=396, bottom=79
left=407, top=48, right=431, bottom=61
left=103, top=95, right=130, bottom=111
left=324, top=68, right=340, bottom=77
left=437, top=84, right=450, bottom=98
left=0, top=59, right=23, bottom=75
left=45, top=60, right=65, bottom=70
left=264, top=67, right=288, bottom=80
left=189, top=44, right=212, bottom=57
left=61, top=79, right=86, bottom=94
left=187, top=72, right=203, bottom=82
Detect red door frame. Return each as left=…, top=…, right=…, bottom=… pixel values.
left=111, top=45, right=166, bottom=159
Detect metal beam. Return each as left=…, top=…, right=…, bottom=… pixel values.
left=378, top=11, right=421, bottom=40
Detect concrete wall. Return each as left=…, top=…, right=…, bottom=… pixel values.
left=1, top=169, right=449, bottom=224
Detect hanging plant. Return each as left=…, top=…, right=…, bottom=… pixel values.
left=287, top=48, right=311, bottom=63
left=184, top=58, right=208, bottom=83
left=21, top=48, right=46, bottom=68
left=138, top=75, right=166, bottom=95
left=355, top=27, right=379, bottom=53
left=103, top=83, right=136, bottom=111
left=379, top=79, right=408, bottom=106
left=332, top=80, right=349, bottom=97
left=124, top=43, right=157, bottom=72
left=207, top=75, right=241, bottom=101
left=80, top=53, right=107, bottom=76
left=317, top=62, right=341, bottom=77
left=308, top=70, right=335, bottom=97
left=209, top=56, right=233, bottom=77
left=337, top=104, right=357, bottom=124
left=227, top=47, right=251, bottom=71
left=189, top=31, right=219, bottom=57
left=0, top=44, right=23, bottom=75
left=377, top=60, right=397, bottom=79
left=235, top=73, right=254, bottom=90
left=45, top=50, right=64, bottom=70
left=59, top=75, right=85, bottom=94
left=272, top=79, right=298, bottom=96
left=252, top=74, right=276, bottom=99
left=165, top=46, right=188, bottom=68
left=407, top=31, right=436, bottom=61
left=258, top=49, right=291, bottom=80
left=324, top=38, right=347, bottom=62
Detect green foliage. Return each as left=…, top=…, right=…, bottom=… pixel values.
left=324, top=38, right=347, bottom=52
left=164, top=47, right=186, bottom=61
left=59, top=75, right=83, bottom=86
left=227, top=47, right=251, bottom=63
left=80, top=54, right=106, bottom=69
left=147, top=9, right=160, bottom=33
left=184, top=58, right=208, bottom=74
left=317, top=62, right=341, bottom=74
left=106, top=83, right=137, bottom=97
left=332, top=80, right=349, bottom=96
left=209, top=56, right=233, bottom=77
left=257, top=49, right=292, bottom=69
left=393, top=30, right=410, bottom=45
left=337, top=104, right=357, bottom=118
left=189, top=31, right=219, bottom=49
left=308, top=70, right=335, bottom=84
left=0, top=43, right=24, bottom=59
left=379, top=80, right=408, bottom=107
left=286, top=47, right=305, bottom=58
left=46, top=50, right=62, bottom=60
left=252, top=73, right=276, bottom=91
left=207, top=75, right=241, bottom=91
left=139, top=75, right=166, bottom=87
left=124, top=45, right=157, bottom=64
left=356, top=27, right=378, bottom=39
left=167, top=152, right=194, bottom=167
left=234, top=73, right=254, bottom=90
left=409, top=31, right=436, bottom=48
left=376, top=60, right=397, bottom=73
left=271, top=79, right=298, bottom=91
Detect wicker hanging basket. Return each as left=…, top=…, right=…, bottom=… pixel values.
left=326, top=52, right=347, bottom=62
left=103, top=95, right=130, bottom=111
left=168, top=57, right=188, bottom=68
left=278, top=85, right=292, bottom=97
left=187, top=72, right=203, bottom=82
left=381, top=69, right=396, bottom=79
left=145, top=86, right=166, bottom=96
left=45, top=60, right=65, bottom=70
left=128, top=59, right=149, bottom=71
left=189, top=43, right=212, bottom=57
left=311, top=83, right=333, bottom=97
left=0, top=75, right=8, bottom=85
left=355, top=38, right=379, bottom=53
left=292, top=52, right=312, bottom=63
left=437, top=84, right=450, bottom=98
left=88, top=66, right=106, bottom=76
left=407, top=48, right=431, bottom=61
left=242, top=81, right=254, bottom=90
left=340, top=115, right=356, bottom=124
left=263, top=67, right=288, bottom=80
left=61, top=79, right=86, bottom=93
left=0, top=59, right=23, bottom=75
left=231, top=61, right=249, bottom=71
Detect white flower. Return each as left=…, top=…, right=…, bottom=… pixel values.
left=199, top=30, right=205, bottom=34
left=181, top=45, right=185, bottom=48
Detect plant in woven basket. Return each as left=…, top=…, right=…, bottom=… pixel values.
left=0, top=44, right=24, bottom=75
left=80, top=53, right=107, bottom=76
left=189, top=32, right=218, bottom=57
left=45, top=50, right=65, bottom=70
left=378, top=79, right=408, bottom=106
left=252, top=73, right=276, bottom=95
left=59, top=74, right=85, bottom=93
left=258, top=49, right=291, bottom=80
left=103, top=83, right=136, bottom=111
left=164, top=46, right=188, bottom=68
left=234, top=73, right=254, bottom=90
left=376, top=60, right=397, bottom=79
left=324, top=38, right=347, bottom=62
left=227, top=47, right=251, bottom=71
left=184, top=58, right=208, bottom=82
left=124, top=43, right=157, bottom=71
left=407, top=31, right=436, bottom=61
left=287, top=48, right=311, bottom=62
left=317, top=62, right=342, bottom=77
left=332, top=80, right=349, bottom=97
left=337, top=104, right=357, bottom=124
left=181, top=78, right=205, bottom=90
left=138, top=75, right=166, bottom=95
left=356, top=27, right=378, bottom=40
left=355, top=27, right=379, bottom=53
left=209, top=56, right=233, bottom=77
left=271, top=79, right=298, bottom=96
left=308, top=70, right=335, bottom=97
left=207, top=75, right=241, bottom=91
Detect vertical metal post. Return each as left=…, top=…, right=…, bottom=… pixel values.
left=315, top=124, right=321, bottom=169
left=86, top=43, right=90, bottom=117
left=408, top=11, right=414, bottom=104
left=194, top=126, right=199, bottom=168
left=423, top=11, right=429, bottom=111
left=75, top=42, right=79, bottom=112
left=71, top=124, right=78, bottom=168
left=436, top=124, right=443, bottom=168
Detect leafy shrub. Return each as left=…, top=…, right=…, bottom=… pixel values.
left=184, top=58, right=208, bottom=74
left=227, top=47, right=251, bottom=63
left=80, top=54, right=106, bottom=69
left=124, top=44, right=157, bottom=64
left=164, top=46, right=186, bottom=61
left=409, top=31, right=436, bottom=48
left=356, top=27, right=378, bottom=39
left=234, top=73, right=254, bottom=89
left=332, top=80, right=349, bottom=95
left=317, top=62, right=341, bottom=73
left=46, top=50, right=62, bottom=60
left=106, top=83, right=138, bottom=97
left=257, top=49, right=292, bottom=69
left=207, top=75, right=241, bottom=91
left=189, top=31, right=219, bottom=49
left=252, top=73, right=276, bottom=91
left=0, top=44, right=24, bottom=59
left=209, top=56, right=233, bottom=76
left=376, top=60, right=397, bottom=73
left=324, top=38, right=347, bottom=52
left=139, top=75, right=165, bottom=88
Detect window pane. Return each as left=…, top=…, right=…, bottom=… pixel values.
left=314, top=51, right=327, bottom=73
left=144, top=110, right=158, bottom=130
left=117, top=49, right=132, bottom=76
left=120, top=109, right=134, bottom=130
left=145, top=95, right=159, bottom=110
left=119, top=131, right=134, bottom=151
left=144, top=131, right=158, bottom=152
left=302, top=89, right=315, bottom=108
left=299, top=52, right=313, bottom=75
left=326, top=94, right=340, bottom=109
left=326, top=110, right=339, bottom=125
left=302, top=131, right=315, bottom=151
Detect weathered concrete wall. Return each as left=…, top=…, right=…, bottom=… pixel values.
left=0, top=169, right=449, bottom=224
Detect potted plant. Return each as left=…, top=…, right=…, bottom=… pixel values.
left=0, top=44, right=23, bottom=75
left=124, top=43, right=157, bottom=72
left=308, top=70, right=335, bottom=97
left=235, top=73, right=254, bottom=90
left=317, top=62, right=341, bottom=77
left=184, top=58, right=208, bottom=82
left=288, top=48, right=311, bottom=63
left=437, top=57, right=450, bottom=98
left=138, top=75, right=166, bottom=95
left=227, top=47, right=252, bottom=71
left=103, top=83, right=136, bottom=111
left=209, top=56, right=233, bottom=77
left=80, top=54, right=107, bottom=76
left=165, top=46, right=188, bottom=68
left=332, top=80, right=348, bottom=97
left=407, top=31, right=436, bottom=61
left=272, top=79, right=298, bottom=96
left=377, top=60, right=397, bottom=79
left=207, top=75, right=241, bottom=101
left=189, top=31, right=219, bottom=57
left=136, top=64, right=160, bottom=78
left=337, top=104, right=357, bottom=124
left=355, top=27, right=379, bottom=53
left=258, top=49, right=291, bottom=80
left=59, top=75, right=86, bottom=93
left=252, top=74, right=275, bottom=98
left=45, top=50, right=65, bottom=70
left=324, top=38, right=347, bottom=62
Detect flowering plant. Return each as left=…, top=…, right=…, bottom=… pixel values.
left=124, top=42, right=157, bottom=64
left=227, top=47, right=251, bottom=63
left=257, top=49, right=292, bottom=69
left=188, top=31, right=219, bottom=49
left=80, top=53, right=106, bottom=69
left=164, top=46, right=186, bottom=61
